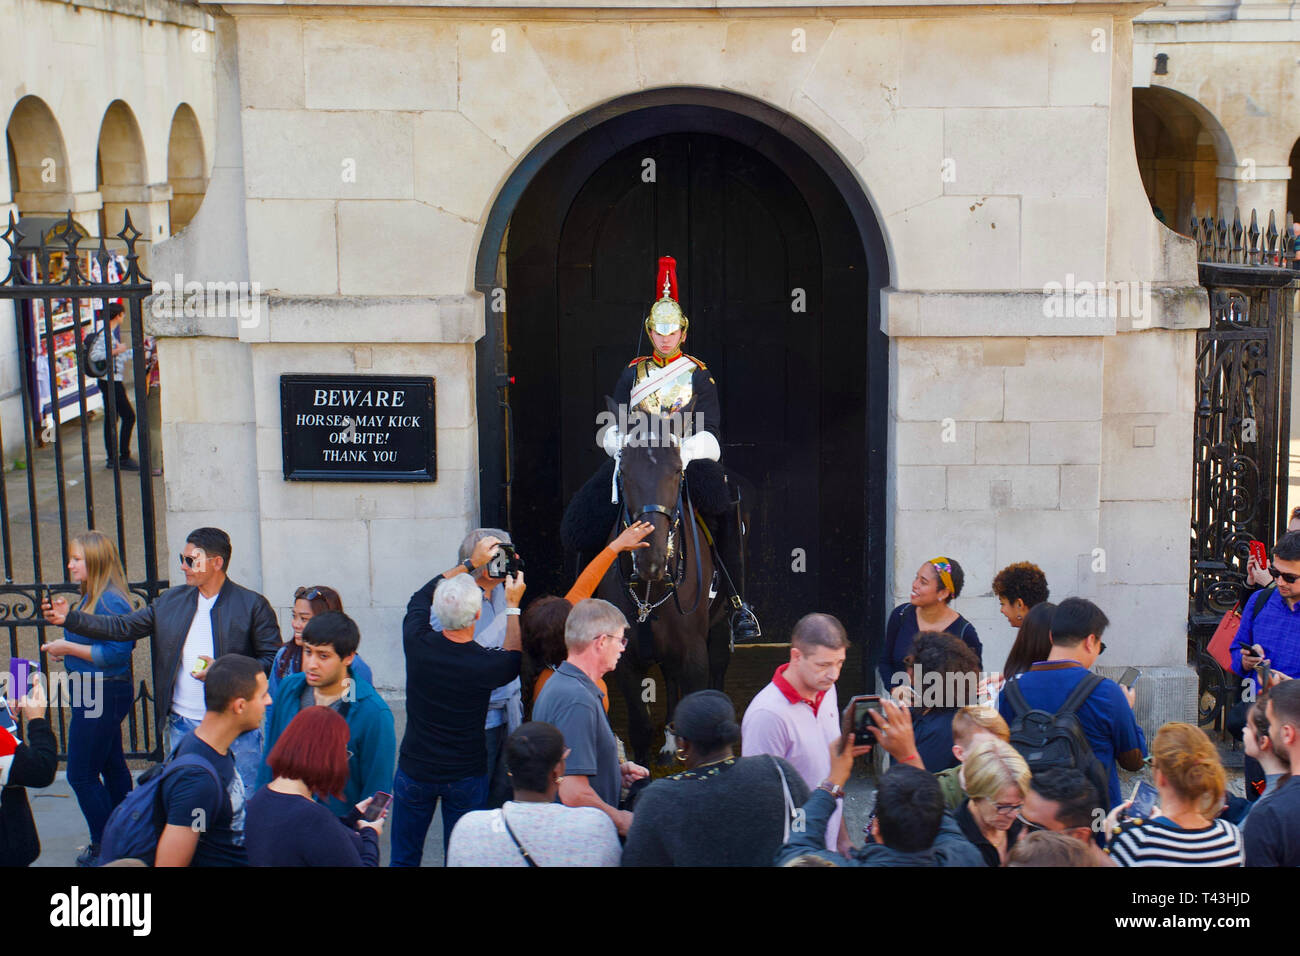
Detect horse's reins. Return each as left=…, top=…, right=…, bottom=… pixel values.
left=614, top=465, right=705, bottom=624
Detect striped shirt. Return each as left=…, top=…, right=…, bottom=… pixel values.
left=1108, top=817, right=1243, bottom=867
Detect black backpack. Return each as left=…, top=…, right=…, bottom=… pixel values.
left=1003, top=672, right=1111, bottom=808
left=81, top=329, right=109, bottom=379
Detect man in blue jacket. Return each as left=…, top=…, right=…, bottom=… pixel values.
left=257, top=611, right=395, bottom=819
left=774, top=702, right=982, bottom=867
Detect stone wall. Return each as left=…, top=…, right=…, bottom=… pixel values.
left=1, top=0, right=216, bottom=461
left=152, top=3, right=1202, bottom=721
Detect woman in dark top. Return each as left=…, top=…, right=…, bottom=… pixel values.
left=905, top=633, right=983, bottom=772
left=881, top=556, right=980, bottom=691
left=246, top=707, right=384, bottom=867
left=953, top=738, right=1030, bottom=866
left=1001, top=601, right=1056, bottom=679
left=622, top=690, right=809, bottom=867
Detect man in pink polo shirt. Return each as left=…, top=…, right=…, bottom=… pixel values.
left=742, top=613, right=855, bottom=853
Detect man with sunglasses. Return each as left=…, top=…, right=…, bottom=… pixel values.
left=1019, top=768, right=1114, bottom=865
left=532, top=598, right=649, bottom=837
left=997, top=597, right=1146, bottom=809
left=1232, top=532, right=1300, bottom=695
left=42, top=527, right=281, bottom=792
left=1229, top=531, right=1300, bottom=801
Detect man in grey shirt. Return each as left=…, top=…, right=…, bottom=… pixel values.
left=532, top=598, right=648, bottom=836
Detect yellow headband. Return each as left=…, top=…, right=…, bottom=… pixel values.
left=929, top=557, right=955, bottom=596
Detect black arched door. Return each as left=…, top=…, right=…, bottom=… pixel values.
left=504, top=120, right=871, bottom=647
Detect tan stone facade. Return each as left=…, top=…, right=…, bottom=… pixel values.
left=151, top=1, right=1208, bottom=721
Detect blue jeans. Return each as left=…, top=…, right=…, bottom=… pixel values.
left=389, top=767, right=488, bottom=867
left=66, top=679, right=134, bottom=846
left=167, top=713, right=263, bottom=795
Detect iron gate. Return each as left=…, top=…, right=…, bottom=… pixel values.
left=1187, top=209, right=1298, bottom=727
left=0, top=211, right=166, bottom=760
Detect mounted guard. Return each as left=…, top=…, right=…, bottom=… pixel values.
left=563, top=255, right=761, bottom=646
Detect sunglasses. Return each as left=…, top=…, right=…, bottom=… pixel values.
left=1016, top=813, right=1046, bottom=832
left=1270, top=565, right=1300, bottom=585
left=178, top=551, right=205, bottom=569
left=295, top=586, right=333, bottom=601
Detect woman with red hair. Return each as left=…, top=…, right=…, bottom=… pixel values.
left=245, top=707, right=386, bottom=866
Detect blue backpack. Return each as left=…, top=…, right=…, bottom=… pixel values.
left=98, top=753, right=221, bottom=865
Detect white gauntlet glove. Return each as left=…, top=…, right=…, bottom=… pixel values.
left=679, top=431, right=721, bottom=468
left=602, top=424, right=622, bottom=458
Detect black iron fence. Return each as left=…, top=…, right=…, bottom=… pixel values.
left=0, top=211, right=166, bottom=760
left=1187, top=206, right=1298, bottom=729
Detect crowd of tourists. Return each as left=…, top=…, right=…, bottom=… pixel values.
left=1, top=522, right=1297, bottom=868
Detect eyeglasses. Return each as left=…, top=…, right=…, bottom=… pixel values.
left=992, top=801, right=1024, bottom=816
left=599, top=632, right=629, bottom=648
left=1270, top=565, right=1300, bottom=585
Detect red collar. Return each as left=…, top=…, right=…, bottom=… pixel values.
left=651, top=350, right=683, bottom=367
left=773, top=663, right=825, bottom=714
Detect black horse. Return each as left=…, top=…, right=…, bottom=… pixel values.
left=595, top=406, right=735, bottom=766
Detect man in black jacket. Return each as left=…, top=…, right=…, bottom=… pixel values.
left=41, top=527, right=280, bottom=792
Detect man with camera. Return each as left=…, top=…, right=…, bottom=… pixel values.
left=393, top=538, right=524, bottom=866
left=445, top=528, right=526, bottom=809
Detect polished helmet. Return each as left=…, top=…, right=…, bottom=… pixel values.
left=645, top=255, right=689, bottom=337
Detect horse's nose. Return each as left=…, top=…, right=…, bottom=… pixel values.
left=643, top=560, right=664, bottom=581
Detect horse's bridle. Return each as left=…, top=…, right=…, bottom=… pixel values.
left=614, top=467, right=705, bottom=623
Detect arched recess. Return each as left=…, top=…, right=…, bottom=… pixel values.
left=474, top=87, right=890, bottom=656
left=96, top=100, right=150, bottom=240
left=5, top=96, right=73, bottom=215
left=1133, top=86, right=1235, bottom=233
left=167, top=103, right=207, bottom=235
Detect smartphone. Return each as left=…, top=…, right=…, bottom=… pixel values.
left=8, top=658, right=38, bottom=699
left=363, top=791, right=392, bottom=822
left=41, top=585, right=53, bottom=608
left=1250, top=539, right=1268, bottom=569
left=1119, top=666, right=1141, bottom=689
left=1127, top=780, right=1159, bottom=820
left=843, top=694, right=884, bottom=746
left=1258, top=661, right=1273, bottom=688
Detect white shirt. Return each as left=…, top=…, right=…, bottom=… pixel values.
left=172, top=592, right=218, bottom=720
left=741, top=677, right=842, bottom=850
left=447, top=802, right=621, bottom=867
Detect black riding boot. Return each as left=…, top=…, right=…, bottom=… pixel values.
left=710, top=492, right=762, bottom=645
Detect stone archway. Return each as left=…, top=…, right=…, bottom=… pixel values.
left=96, top=100, right=152, bottom=246
left=166, top=103, right=206, bottom=235
left=1133, top=86, right=1235, bottom=232
left=474, top=88, right=890, bottom=658
left=5, top=96, right=73, bottom=217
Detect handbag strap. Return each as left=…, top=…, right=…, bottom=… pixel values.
left=770, top=755, right=796, bottom=843
left=498, top=808, right=538, bottom=867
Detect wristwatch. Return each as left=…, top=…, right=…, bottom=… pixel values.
left=462, top=558, right=476, bottom=573
left=817, top=780, right=846, bottom=800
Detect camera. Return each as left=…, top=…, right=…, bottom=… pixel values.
left=486, top=544, right=524, bottom=578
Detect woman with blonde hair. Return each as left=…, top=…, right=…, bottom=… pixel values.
left=38, top=529, right=134, bottom=867
left=1106, top=722, right=1243, bottom=866
left=953, top=737, right=1031, bottom=866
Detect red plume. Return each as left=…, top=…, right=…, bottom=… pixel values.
left=655, top=256, right=679, bottom=302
